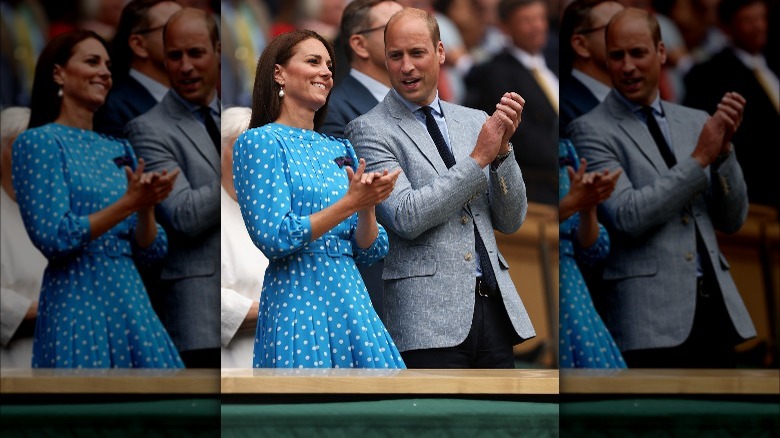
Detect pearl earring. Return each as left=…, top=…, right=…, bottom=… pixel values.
left=278, top=86, right=284, bottom=98
left=58, top=86, right=63, bottom=98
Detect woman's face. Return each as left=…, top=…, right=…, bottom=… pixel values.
left=54, top=38, right=112, bottom=113
left=275, top=38, right=334, bottom=113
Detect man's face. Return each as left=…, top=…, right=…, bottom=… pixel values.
left=142, top=1, right=182, bottom=70
left=384, top=15, right=445, bottom=106
left=727, top=2, right=768, bottom=54
left=164, top=16, right=220, bottom=106
left=503, top=1, right=548, bottom=54
left=364, top=1, right=404, bottom=70
left=606, top=14, right=666, bottom=106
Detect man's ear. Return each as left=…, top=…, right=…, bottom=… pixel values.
left=128, top=34, right=149, bottom=59
left=571, top=34, right=591, bottom=59
left=658, top=41, right=667, bottom=65
left=437, top=40, right=446, bottom=66
left=349, top=34, right=369, bottom=60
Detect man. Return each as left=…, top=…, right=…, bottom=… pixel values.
left=125, top=8, right=221, bottom=368
left=94, top=0, right=182, bottom=137
left=566, top=8, right=756, bottom=368
left=684, top=0, right=778, bottom=207
left=319, top=0, right=403, bottom=323
left=464, top=0, right=558, bottom=205
left=346, top=8, right=535, bottom=369
left=559, top=0, right=624, bottom=132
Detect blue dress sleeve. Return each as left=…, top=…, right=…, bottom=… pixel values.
left=233, top=128, right=313, bottom=260
left=122, top=141, right=168, bottom=266
left=341, top=138, right=389, bottom=265
left=11, top=128, right=91, bottom=260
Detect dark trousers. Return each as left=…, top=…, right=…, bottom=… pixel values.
left=623, top=275, right=741, bottom=368
left=180, top=348, right=221, bottom=368
left=401, top=280, right=519, bottom=369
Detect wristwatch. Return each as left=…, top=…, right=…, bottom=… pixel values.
left=491, top=142, right=513, bottom=169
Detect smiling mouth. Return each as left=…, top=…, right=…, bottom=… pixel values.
left=312, top=82, right=327, bottom=89
left=401, top=78, right=420, bottom=86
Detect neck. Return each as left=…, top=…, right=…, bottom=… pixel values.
left=574, top=61, right=612, bottom=87
left=275, top=106, right=315, bottom=131
left=55, top=102, right=94, bottom=130
left=132, top=62, right=171, bottom=87
left=352, top=62, right=392, bottom=87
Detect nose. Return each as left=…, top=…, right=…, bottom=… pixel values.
left=401, top=55, right=414, bottom=74
left=180, top=55, right=194, bottom=74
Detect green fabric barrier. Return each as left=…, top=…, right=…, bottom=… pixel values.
left=0, top=399, right=220, bottom=437
left=561, top=399, right=780, bottom=437
left=221, top=398, right=559, bottom=438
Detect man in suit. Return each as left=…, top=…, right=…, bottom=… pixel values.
left=684, top=0, right=778, bottom=207
left=346, top=8, right=535, bottom=369
left=94, top=0, right=182, bottom=138
left=559, top=0, right=624, bottom=132
left=464, top=0, right=558, bottom=205
left=566, top=7, right=756, bottom=368
left=125, top=7, right=221, bottom=368
left=319, top=0, right=403, bottom=323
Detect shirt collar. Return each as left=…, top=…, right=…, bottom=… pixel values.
left=170, top=90, right=221, bottom=116
left=128, top=69, right=169, bottom=102
left=732, top=46, right=769, bottom=71
left=392, top=88, right=443, bottom=117
left=507, top=45, right=547, bottom=70
left=613, top=89, right=664, bottom=117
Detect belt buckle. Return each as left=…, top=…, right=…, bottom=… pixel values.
left=325, top=236, right=341, bottom=258
left=476, top=277, right=490, bottom=297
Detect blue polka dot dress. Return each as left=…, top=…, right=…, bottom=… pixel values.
left=11, top=124, right=184, bottom=368
left=233, top=123, right=405, bottom=369
left=558, top=139, right=626, bottom=368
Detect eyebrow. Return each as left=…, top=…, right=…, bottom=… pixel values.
left=306, top=54, right=332, bottom=64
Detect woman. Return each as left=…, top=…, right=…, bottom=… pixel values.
left=11, top=30, right=183, bottom=368
left=220, top=106, right=267, bottom=368
left=233, top=30, right=405, bottom=368
left=1, top=107, right=47, bottom=368
left=558, top=138, right=625, bottom=368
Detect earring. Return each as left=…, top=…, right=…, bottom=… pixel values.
left=278, top=86, right=284, bottom=98
left=57, top=86, right=63, bottom=98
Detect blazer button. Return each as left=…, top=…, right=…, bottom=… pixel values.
left=682, top=216, right=690, bottom=224
left=685, top=252, right=694, bottom=261
left=461, top=216, right=469, bottom=224
left=464, top=252, right=473, bottom=261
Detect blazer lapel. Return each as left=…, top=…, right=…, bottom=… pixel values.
left=387, top=93, right=448, bottom=175
left=606, top=92, right=669, bottom=173
left=164, top=94, right=220, bottom=174
left=440, top=101, right=471, bottom=164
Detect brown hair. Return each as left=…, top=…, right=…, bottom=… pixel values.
left=248, top=30, right=336, bottom=130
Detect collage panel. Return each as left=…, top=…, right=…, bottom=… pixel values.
left=1, top=0, right=778, bottom=437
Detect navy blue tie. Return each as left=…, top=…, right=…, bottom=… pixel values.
left=641, top=106, right=676, bottom=168
left=421, top=106, right=498, bottom=292
left=198, top=106, right=221, bottom=153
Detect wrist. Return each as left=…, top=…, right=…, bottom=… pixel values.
left=491, top=142, right=513, bottom=169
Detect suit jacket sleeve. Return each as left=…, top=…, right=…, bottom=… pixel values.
left=488, top=149, right=527, bottom=234
left=346, top=115, right=489, bottom=241
left=126, top=116, right=220, bottom=238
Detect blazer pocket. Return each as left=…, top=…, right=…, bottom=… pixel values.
left=382, top=245, right=437, bottom=280
left=602, top=257, right=657, bottom=280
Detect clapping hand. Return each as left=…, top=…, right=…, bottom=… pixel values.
left=344, top=158, right=402, bottom=212
left=124, top=158, right=181, bottom=210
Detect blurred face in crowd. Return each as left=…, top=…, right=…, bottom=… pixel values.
left=164, top=13, right=220, bottom=106
left=577, top=1, right=624, bottom=69
left=726, top=1, right=768, bottom=54
left=606, top=11, right=666, bottom=106
left=275, top=38, right=334, bottom=113
left=54, top=37, right=112, bottom=113
left=363, top=1, right=404, bottom=70
left=140, top=1, right=182, bottom=70
left=385, top=13, right=445, bottom=106
left=503, top=1, right=548, bottom=54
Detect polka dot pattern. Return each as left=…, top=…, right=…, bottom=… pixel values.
left=11, top=123, right=184, bottom=368
left=233, top=124, right=405, bottom=369
left=558, top=139, right=626, bottom=369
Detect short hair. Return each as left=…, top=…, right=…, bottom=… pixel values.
left=28, top=30, right=110, bottom=129
left=1, top=107, right=31, bottom=149
left=560, top=0, right=618, bottom=76
left=606, top=7, right=662, bottom=48
left=718, top=0, right=766, bottom=26
left=112, top=0, right=173, bottom=78
left=163, top=7, right=220, bottom=50
left=249, top=30, right=336, bottom=130
left=221, top=106, right=252, bottom=149
left=385, top=8, right=441, bottom=48
left=340, top=0, right=390, bottom=62
left=498, top=0, right=545, bottom=23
